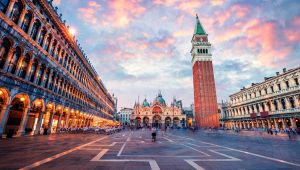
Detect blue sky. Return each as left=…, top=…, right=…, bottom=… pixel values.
left=54, top=0, right=300, bottom=109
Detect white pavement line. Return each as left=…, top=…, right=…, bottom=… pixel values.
left=117, top=142, right=127, bottom=156
left=120, top=155, right=205, bottom=157
left=181, top=144, right=210, bottom=156
left=19, top=136, right=108, bottom=170
left=95, top=159, right=160, bottom=170
left=89, top=142, right=120, bottom=147
left=185, top=160, right=206, bottom=170
left=90, top=149, right=109, bottom=161
left=198, top=141, right=300, bottom=167
left=208, top=150, right=241, bottom=161
left=186, top=143, right=216, bottom=148
left=163, top=137, right=174, bottom=142
left=174, top=134, right=300, bottom=168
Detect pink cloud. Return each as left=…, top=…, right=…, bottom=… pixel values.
left=78, top=1, right=101, bottom=25
left=103, top=0, right=146, bottom=28
left=214, top=4, right=250, bottom=26
left=284, top=16, right=300, bottom=43
left=244, top=21, right=292, bottom=67
left=154, top=36, right=176, bottom=48
left=210, top=0, right=225, bottom=6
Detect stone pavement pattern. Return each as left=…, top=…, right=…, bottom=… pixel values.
left=0, top=129, right=300, bottom=170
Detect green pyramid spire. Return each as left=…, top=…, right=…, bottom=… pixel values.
left=194, top=14, right=206, bottom=35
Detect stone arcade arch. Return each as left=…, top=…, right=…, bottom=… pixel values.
left=4, top=93, right=30, bottom=136
left=152, top=115, right=161, bottom=128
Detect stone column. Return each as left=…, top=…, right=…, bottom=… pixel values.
left=34, top=110, right=45, bottom=135
left=251, top=121, right=254, bottom=128
left=5, top=0, right=16, bottom=17
left=290, top=117, right=296, bottom=129
left=32, top=63, right=41, bottom=83
left=262, top=120, right=266, bottom=129
left=35, top=27, right=42, bottom=42
left=41, top=34, right=48, bottom=49
left=17, top=9, right=27, bottom=27
left=47, top=39, right=54, bottom=53
left=65, top=110, right=70, bottom=128
left=27, top=17, right=35, bottom=35
left=47, top=111, right=55, bottom=134
left=40, top=66, right=48, bottom=87
left=282, top=118, right=286, bottom=129
left=15, top=55, right=25, bottom=75
left=56, top=113, right=63, bottom=132
left=274, top=118, right=279, bottom=130
left=267, top=119, right=271, bottom=129
left=0, top=105, right=11, bottom=136
left=16, top=106, right=31, bottom=136
left=24, top=57, right=34, bottom=80
left=46, top=69, right=53, bottom=89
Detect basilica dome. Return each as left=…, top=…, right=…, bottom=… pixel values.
left=154, top=92, right=166, bottom=106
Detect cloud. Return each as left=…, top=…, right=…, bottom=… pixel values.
left=52, top=0, right=61, bottom=6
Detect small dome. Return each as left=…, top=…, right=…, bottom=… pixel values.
left=142, top=99, right=150, bottom=107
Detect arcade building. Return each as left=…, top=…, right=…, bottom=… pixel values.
left=221, top=67, right=300, bottom=131
left=130, top=92, right=186, bottom=128
left=0, top=0, right=115, bottom=137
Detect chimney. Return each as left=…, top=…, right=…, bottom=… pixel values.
left=276, top=72, right=279, bottom=76
left=283, top=68, right=286, bottom=73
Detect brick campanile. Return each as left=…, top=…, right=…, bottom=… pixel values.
left=190, top=15, right=219, bottom=128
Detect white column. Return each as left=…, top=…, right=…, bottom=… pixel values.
left=47, top=111, right=54, bottom=134
left=274, top=118, right=279, bottom=130
left=17, top=9, right=27, bottom=27
left=17, top=106, right=31, bottom=136
left=290, top=117, right=296, bottom=129
left=34, top=111, right=44, bottom=135
left=56, top=113, right=63, bottom=131
left=0, top=105, right=11, bottom=136
left=5, top=0, right=16, bottom=17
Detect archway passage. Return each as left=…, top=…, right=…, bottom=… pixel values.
left=4, top=97, right=26, bottom=136
left=143, top=117, right=149, bottom=127
left=173, top=117, right=180, bottom=128
left=152, top=106, right=162, bottom=114
left=152, top=115, right=161, bottom=128
left=135, top=117, right=142, bottom=128
left=165, top=117, right=171, bottom=127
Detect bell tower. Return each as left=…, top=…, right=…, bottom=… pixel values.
left=190, top=14, right=219, bottom=128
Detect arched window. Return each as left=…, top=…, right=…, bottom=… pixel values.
left=60, top=50, right=64, bottom=64
left=36, top=64, right=45, bottom=85
left=50, top=40, right=57, bottom=56
left=30, top=59, right=38, bottom=82
left=8, top=46, right=21, bottom=74
left=10, top=0, right=24, bottom=24
left=44, top=69, right=50, bottom=88
left=0, top=0, right=9, bottom=13
left=55, top=46, right=61, bottom=60
left=21, top=11, right=32, bottom=33
left=18, top=53, right=30, bottom=78
left=30, top=20, right=41, bottom=39
left=38, top=29, right=46, bottom=46
left=273, top=100, right=278, bottom=110
left=0, top=37, right=12, bottom=69
left=63, top=54, right=68, bottom=67
left=44, top=34, right=51, bottom=51
left=289, top=97, right=295, bottom=108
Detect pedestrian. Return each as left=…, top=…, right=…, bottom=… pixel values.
left=151, top=129, right=156, bottom=142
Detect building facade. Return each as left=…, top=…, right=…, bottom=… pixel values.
left=118, top=107, right=133, bottom=126
left=0, top=0, right=114, bottom=137
left=130, top=92, right=186, bottom=128
left=222, top=67, right=300, bottom=131
left=190, top=15, right=219, bottom=128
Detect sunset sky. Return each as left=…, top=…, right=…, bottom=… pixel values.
left=54, top=0, right=300, bottom=109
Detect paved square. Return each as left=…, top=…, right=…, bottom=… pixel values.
left=1, top=130, right=300, bottom=170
